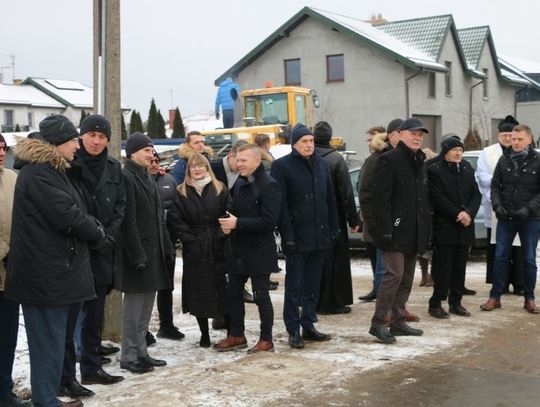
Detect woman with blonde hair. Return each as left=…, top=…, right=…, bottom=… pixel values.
left=169, top=153, right=231, bottom=347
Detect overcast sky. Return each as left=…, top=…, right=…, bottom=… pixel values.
left=2, top=0, right=539, bottom=120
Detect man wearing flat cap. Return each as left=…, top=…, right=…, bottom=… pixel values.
left=114, top=132, right=174, bottom=374
left=368, top=117, right=431, bottom=344
left=271, top=124, right=339, bottom=349
left=5, top=114, right=106, bottom=407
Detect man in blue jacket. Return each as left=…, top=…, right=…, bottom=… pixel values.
left=271, top=124, right=339, bottom=349
left=215, top=77, right=240, bottom=129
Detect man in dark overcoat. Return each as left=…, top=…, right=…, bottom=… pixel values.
left=114, top=132, right=174, bottom=374
left=313, top=121, right=360, bottom=315
left=215, top=144, right=281, bottom=353
left=271, top=124, right=339, bottom=349
left=5, top=115, right=105, bottom=407
left=60, top=115, right=126, bottom=394
left=369, top=117, right=431, bottom=344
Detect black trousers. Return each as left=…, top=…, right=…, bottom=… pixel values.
left=229, top=273, right=273, bottom=342
left=429, top=244, right=469, bottom=308
left=61, top=302, right=82, bottom=384
left=79, top=284, right=109, bottom=376
left=157, top=258, right=176, bottom=328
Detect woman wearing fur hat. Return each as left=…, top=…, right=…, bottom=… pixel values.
left=5, top=115, right=105, bottom=407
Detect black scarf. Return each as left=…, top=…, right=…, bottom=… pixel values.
left=79, top=144, right=108, bottom=182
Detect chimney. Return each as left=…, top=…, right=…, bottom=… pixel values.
left=365, top=13, right=387, bottom=26
left=169, top=109, right=175, bottom=129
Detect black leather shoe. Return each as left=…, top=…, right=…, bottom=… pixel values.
left=288, top=330, right=305, bottom=349
left=100, top=344, right=120, bottom=356
left=81, top=368, right=124, bottom=385
left=120, top=360, right=154, bottom=374
left=463, top=287, right=477, bottom=296
left=359, top=290, right=376, bottom=302
left=157, top=325, right=185, bottom=340
left=318, top=306, right=351, bottom=315
left=429, top=307, right=450, bottom=319
left=146, top=331, right=156, bottom=347
left=390, top=322, right=424, bottom=336
left=101, top=356, right=111, bottom=365
left=0, top=391, right=31, bottom=406
left=59, top=379, right=95, bottom=399
left=138, top=355, right=167, bottom=367
left=302, top=327, right=331, bottom=341
left=449, top=304, right=471, bottom=317
left=368, top=325, right=396, bottom=344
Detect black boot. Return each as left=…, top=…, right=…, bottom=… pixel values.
left=359, top=288, right=376, bottom=302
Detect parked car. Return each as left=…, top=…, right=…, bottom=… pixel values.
left=348, top=163, right=364, bottom=248
left=462, top=150, right=487, bottom=248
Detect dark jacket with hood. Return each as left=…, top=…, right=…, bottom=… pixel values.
left=114, top=159, right=173, bottom=293
left=69, top=146, right=126, bottom=286
left=373, top=141, right=431, bottom=254
left=428, top=159, right=482, bottom=246
left=271, top=148, right=339, bottom=252
left=491, top=145, right=540, bottom=219
left=5, top=138, right=104, bottom=306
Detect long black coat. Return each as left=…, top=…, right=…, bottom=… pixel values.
left=169, top=182, right=231, bottom=317
left=114, top=160, right=173, bottom=293
left=230, top=165, right=281, bottom=276
left=491, top=146, right=540, bottom=218
left=315, top=144, right=359, bottom=310
left=69, top=152, right=126, bottom=286
left=373, top=141, right=431, bottom=254
left=271, top=149, right=339, bottom=252
left=428, top=159, right=481, bottom=246
left=5, top=138, right=103, bottom=306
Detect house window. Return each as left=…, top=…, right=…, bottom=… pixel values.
left=444, top=61, right=452, bottom=96
left=284, top=58, right=301, bottom=86
left=428, top=72, right=436, bottom=98
left=326, top=54, right=344, bottom=82
left=28, top=112, right=34, bottom=129
left=482, top=68, right=488, bottom=99
left=3, top=109, right=14, bottom=132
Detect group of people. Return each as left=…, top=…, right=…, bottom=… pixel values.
left=1, top=110, right=540, bottom=406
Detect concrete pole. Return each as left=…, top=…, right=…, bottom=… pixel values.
left=93, top=0, right=122, bottom=341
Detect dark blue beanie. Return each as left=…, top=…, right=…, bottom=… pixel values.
left=291, top=124, right=313, bottom=145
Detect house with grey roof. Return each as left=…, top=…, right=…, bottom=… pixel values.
left=216, top=7, right=532, bottom=155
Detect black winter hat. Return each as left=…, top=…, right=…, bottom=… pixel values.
left=400, top=117, right=429, bottom=133
left=80, top=114, right=112, bottom=140
left=39, top=115, right=79, bottom=146
left=125, top=132, right=153, bottom=157
left=314, top=121, right=333, bottom=143
left=386, top=118, right=403, bottom=134
left=498, top=115, right=519, bottom=133
left=440, top=135, right=464, bottom=156
left=291, top=123, right=313, bottom=145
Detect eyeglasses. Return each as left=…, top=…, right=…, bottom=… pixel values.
left=150, top=158, right=160, bottom=164
left=189, top=164, right=207, bottom=170
left=0, top=145, right=9, bottom=152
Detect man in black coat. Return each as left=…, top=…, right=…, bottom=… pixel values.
left=59, top=115, right=126, bottom=395
left=313, top=121, right=360, bottom=314
left=148, top=152, right=185, bottom=341
left=481, top=124, right=540, bottom=314
left=215, top=144, right=282, bottom=353
left=5, top=115, right=105, bottom=407
left=368, top=117, right=431, bottom=344
left=271, top=124, right=339, bottom=349
left=428, top=136, right=481, bottom=319
left=114, top=133, right=174, bottom=374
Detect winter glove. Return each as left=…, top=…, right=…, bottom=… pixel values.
left=495, top=206, right=509, bottom=220
left=89, top=227, right=107, bottom=250
left=381, top=234, right=393, bottom=245
left=134, top=263, right=147, bottom=272
left=215, top=111, right=220, bottom=120
left=512, top=207, right=529, bottom=220
left=283, top=240, right=296, bottom=254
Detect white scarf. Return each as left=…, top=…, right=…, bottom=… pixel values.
left=189, top=176, right=212, bottom=195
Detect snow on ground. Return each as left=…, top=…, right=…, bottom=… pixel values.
left=11, top=253, right=527, bottom=406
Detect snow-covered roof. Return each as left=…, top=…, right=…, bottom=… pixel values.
left=0, top=83, right=64, bottom=108
left=498, top=55, right=540, bottom=90
left=499, top=54, right=540, bottom=74
left=22, top=77, right=93, bottom=108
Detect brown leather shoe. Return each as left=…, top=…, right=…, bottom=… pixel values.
left=480, top=298, right=501, bottom=311
left=213, top=335, right=247, bottom=352
left=247, top=340, right=274, bottom=354
left=524, top=300, right=540, bottom=314
left=61, top=400, right=83, bottom=407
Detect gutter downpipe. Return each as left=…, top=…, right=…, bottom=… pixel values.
left=405, top=69, right=423, bottom=117
left=469, top=79, right=486, bottom=131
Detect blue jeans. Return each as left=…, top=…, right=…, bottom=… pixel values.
left=0, top=293, right=19, bottom=398
left=374, top=248, right=386, bottom=294
left=284, top=250, right=326, bottom=333
left=490, top=219, right=540, bottom=300
left=23, top=304, right=69, bottom=407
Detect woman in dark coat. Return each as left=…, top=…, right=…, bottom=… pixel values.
left=428, top=137, right=481, bottom=318
left=169, top=153, right=231, bottom=347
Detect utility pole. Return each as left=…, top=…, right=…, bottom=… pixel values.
left=93, top=0, right=122, bottom=341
